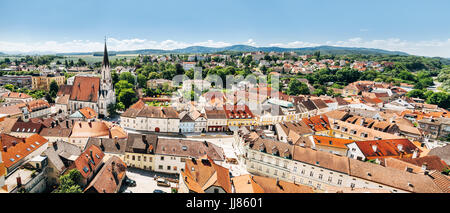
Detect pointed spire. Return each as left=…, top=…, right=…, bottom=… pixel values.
left=102, top=37, right=110, bottom=67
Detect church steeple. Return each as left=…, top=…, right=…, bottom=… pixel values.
left=102, top=37, right=110, bottom=67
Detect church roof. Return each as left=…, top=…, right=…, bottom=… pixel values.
left=70, top=76, right=100, bottom=102
left=102, top=41, right=109, bottom=67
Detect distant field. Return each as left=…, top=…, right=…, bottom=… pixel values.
left=55, top=55, right=138, bottom=64
left=1, top=55, right=138, bottom=65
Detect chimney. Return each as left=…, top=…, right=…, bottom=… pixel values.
left=397, top=144, right=403, bottom=152
left=114, top=136, right=120, bottom=149
left=412, top=148, right=419, bottom=159
left=421, top=163, right=428, bottom=171
left=372, top=144, right=377, bottom=153
left=16, top=176, right=22, bottom=187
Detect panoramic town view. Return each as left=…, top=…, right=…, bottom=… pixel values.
left=1, top=0, right=450, bottom=198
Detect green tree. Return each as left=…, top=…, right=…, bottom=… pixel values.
left=426, top=92, right=450, bottom=109
left=119, top=88, right=138, bottom=108
left=406, top=89, right=425, bottom=99
left=137, top=74, right=147, bottom=88
left=49, top=80, right=59, bottom=98
left=119, top=72, right=135, bottom=85
left=56, top=169, right=82, bottom=193
left=111, top=71, right=119, bottom=85
left=287, top=79, right=310, bottom=95
left=107, top=103, right=117, bottom=116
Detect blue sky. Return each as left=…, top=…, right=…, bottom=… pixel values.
left=1, top=0, right=449, bottom=57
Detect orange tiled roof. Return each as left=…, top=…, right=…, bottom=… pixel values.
left=70, top=121, right=110, bottom=138
left=354, top=138, right=420, bottom=159
left=231, top=174, right=265, bottom=193
left=313, top=135, right=354, bottom=149
left=70, top=76, right=100, bottom=102
left=1, top=134, right=48, bottom=168
left=74, top=145, right=105, bottom=179
left=1, top=92, right=31, bottom=99
left=84, top=156, right=127, bottom=193
left=79, top=107, right=98, bottom=119
left=302, top=115, right=330, bottom=132
left=183, top=155, right=232, bottom=193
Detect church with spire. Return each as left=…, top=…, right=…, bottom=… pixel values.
left=63, top=40, right=116, bottom=117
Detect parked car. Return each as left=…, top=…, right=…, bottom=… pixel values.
left=125, top=178, right=136, bottom=187
left=156, top=178, right=170, bottom=187
left=153, top=189, right=166, bottom=193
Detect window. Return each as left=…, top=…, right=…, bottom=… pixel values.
left=328, top=177, right=332, bottom=182
left=310, top=171, right=314, bottom=177
left=144, top=157, right=146, bottom=162
left=318, top=174, right=323, bottom=180
left=337, top=180, right=342, bottom=185
left=132, top=156, right=135, bottom=161
left=138, top=156, right=141, bottom=161
left=161, top=156, right=164, bottom=161
left=159, top=165, right=163, bottom=170
left=167, top=166, right=171, bottom=170
left=350, top=183, right=355, bottom=188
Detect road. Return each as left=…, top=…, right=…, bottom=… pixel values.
left=121, top=168, right=178, bottom=193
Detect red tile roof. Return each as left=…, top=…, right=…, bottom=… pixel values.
left=223, top=105, right=254, bottom=119
left=84, top=156, right=127, bottom=193
left=70, top=76, right=100, bottom=102
left=1, top=92, right=31, bottom=99
left=354, top=139, right=420, bottom=159
left=70, top=121, right=110, bottom=138
left=79, top=107, right=98, bottom=119
left=302, top=115, right=331, bottom=132
left=1, top=134, right=48, bottom=168
left=313, top=135, right=354, bottom=149
left=74, top=145, right=105, bottom=179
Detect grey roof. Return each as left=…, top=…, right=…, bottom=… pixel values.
left=428, top=144, right=450, bottom=165
left=301, top=99, right=318, bottom=111
left=179, top=112, right=195, bottom=122
left=155, top=138, right=225, bottom=161
left=126, top=133, right=158, bottom=154
left=295, top=103, right=308, bottom=113
left=85, top=137, right=127, bottom=155
left=43, top=140, right=82, bottom=173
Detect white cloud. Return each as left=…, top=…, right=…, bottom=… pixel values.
left=269, top=38, right=450, bottom=58
left=1, top=37, right=450, bottom=58
left=245, top=39, right=256, bottom=46
left=0, top=38, right=235, bottom=54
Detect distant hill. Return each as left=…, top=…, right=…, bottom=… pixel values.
left=171, top=45, right=410, bottom=56
left=55, top=45, right=410, bottom=56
